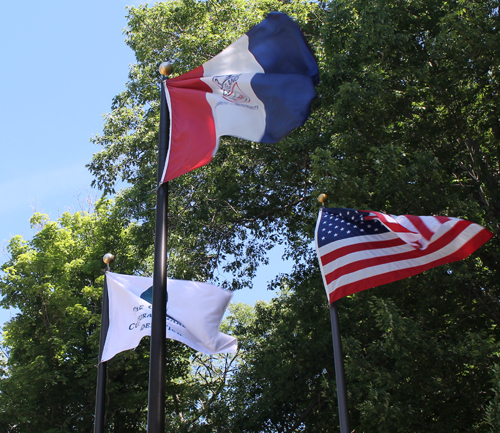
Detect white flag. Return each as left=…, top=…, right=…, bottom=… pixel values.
left=101, top=272, right=237, bottom=362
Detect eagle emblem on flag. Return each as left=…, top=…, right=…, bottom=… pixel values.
left=213, top=74, right=251, bottom=103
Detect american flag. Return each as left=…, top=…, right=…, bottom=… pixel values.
left=315, top=207, right=493, bottom=304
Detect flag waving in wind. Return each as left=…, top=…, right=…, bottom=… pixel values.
left=162, top=12, right=319, bottom=182
left=315, top=208, right=493, bottom=304
left=101, top=272, right=237, bottom=362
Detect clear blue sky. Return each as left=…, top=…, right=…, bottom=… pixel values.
left=0, top=1, right=289, bottom=326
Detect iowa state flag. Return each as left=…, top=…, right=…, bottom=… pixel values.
left=315, top=208, right=493, bottom=304
left=161, top=12, right=319, bottom=182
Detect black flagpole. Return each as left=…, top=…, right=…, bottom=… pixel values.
left=329, top=301, right=351, bottom=433
left=318, top=193, right=350, bottom=433
left=94, top=253, right=114, bottom=433
left=147, top=62, right=172, bottom=433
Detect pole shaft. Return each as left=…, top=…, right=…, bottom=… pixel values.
left=329, top=302, right=350, bottom=433
left=147, top=80, right=170, bottom=433
left=94, top=272, right=110, bottom=433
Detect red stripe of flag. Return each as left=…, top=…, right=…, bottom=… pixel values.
left=320, top=237, right=406, bottom=267
left=404, top=215, right=434, bottom=241
left=365, top=211, right=415, bottom=236
left=164, top=67, right=216, bottom=182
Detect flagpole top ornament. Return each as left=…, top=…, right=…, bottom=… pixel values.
left=318, top=193, right=328, bottom=206
left=159, top=62, right=173, bottom=77
left=103, top=253, right=115, bottom=265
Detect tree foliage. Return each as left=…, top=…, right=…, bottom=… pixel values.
left=2, top=0, right=500, bottom=431
left=0, top=202, right=194, bottom=432
left=218, top=267, right=500, bottom=432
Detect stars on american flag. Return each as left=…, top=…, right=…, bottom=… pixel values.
left=316, top=208, right=388, bottom=248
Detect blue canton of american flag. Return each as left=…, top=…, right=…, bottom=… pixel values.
left=315, top=207, right=493, bottom=304
left=316, top=208, right=388, bottom=247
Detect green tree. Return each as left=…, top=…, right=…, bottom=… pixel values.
left=216, top=268, right=500, bottom=432
left=12, top=0, right=496, bottom=431
left=207, top=0, right=500, bottom=431
left=312, top=3, right=500, bottom=429
left=0, top=201, right=192, bottom=432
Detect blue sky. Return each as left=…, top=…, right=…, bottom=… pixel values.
left=0, top=1, right=288, bottom=326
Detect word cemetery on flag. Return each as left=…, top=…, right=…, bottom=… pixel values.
left=101, top=272, right=237, bottom=362
left=315, top=207, right=493, bottom=304
left=162, top=12, right=319, bottom=182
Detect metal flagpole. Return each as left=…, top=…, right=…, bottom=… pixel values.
left=147, top=62, right=173, bottom=433
left=318, top=194, right=350, bottom=433
left=329, top=301, right=351, bottom=433
left=94, top=253, right=114, bottom=433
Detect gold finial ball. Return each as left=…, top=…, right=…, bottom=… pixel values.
left=103, top=253, right=115, bottom=265
left=159, top=62, right=173, bottom=77
left=318, top=193, right=328, bottom=204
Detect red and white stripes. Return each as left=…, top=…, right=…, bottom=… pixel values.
left=316, top=208, right=493, bottom=304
